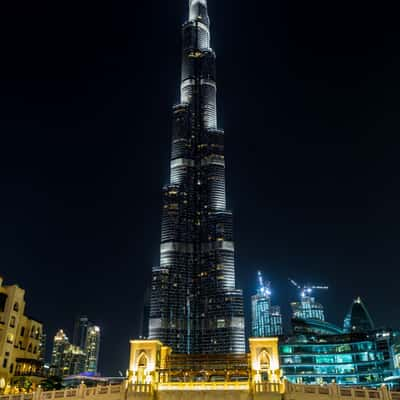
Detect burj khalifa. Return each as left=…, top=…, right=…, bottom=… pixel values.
left=148, top=0, right=245, bottom=354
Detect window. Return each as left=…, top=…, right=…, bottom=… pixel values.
left=13, top=303, right=19, bottom=312
left=3, top=359, right=8, bottom=368
left=28, top=343, right=32, bottom=353
left=336, top=354, right=353, bottom=363
left=0, top=293, right=8, bottom=312
left=20, top=327, right=25, bottom=337
left=10, top=316, right=16, bottom=328
left=217, top=319, right=225, bottom=329
left=9, top=364, right=14, bottom=374
left=281, top=346, right=293, bottom=354
left=6, top=334, right=13, bottom=344
left=33, top=346, right=37, bottom=354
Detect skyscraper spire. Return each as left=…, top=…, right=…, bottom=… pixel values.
left=189, top=0, right=209, bottom=25
left=148, top=1, right=245, bottom=354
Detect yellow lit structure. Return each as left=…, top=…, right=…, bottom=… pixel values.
left=249, top=338, right=281, bottom=384
left=129, top=340, right=171, bottom=385
left=0, top=276, right=44, bottom=393
left=129, top=338, right=283, bottom=396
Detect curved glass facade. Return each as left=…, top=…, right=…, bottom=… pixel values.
left=280, top=334, right=391, bottom=387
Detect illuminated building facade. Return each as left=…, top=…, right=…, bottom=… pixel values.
left=280, top=333, right=391, bottom=387
left=0, top=276, right=44, bottom=392
left=279, top=316, right=398, bottom=387
left=128, top=338, right=281, bottom=387
left=252, top=272, right=283, bottom=337
left=149, top=0, right=245, bottom=354
left=291, top=295, right=325, bottom=322
left=84, top=325, right=100, bottom=374
left=51, top=330, right=86, bottom=377
left=55, top=317, right=101, bottom=375
left=393, top=336, right=400, bottom=375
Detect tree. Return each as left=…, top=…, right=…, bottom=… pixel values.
left=39, top=377, right=63, bottom=391
left=13, top=377, right=33, bottom=392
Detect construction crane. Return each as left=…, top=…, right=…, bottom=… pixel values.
left=257, top=270, right=271, bottom=296
left=289, top=279, right=328, bottom=299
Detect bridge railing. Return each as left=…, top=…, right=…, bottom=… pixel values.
left=0, top=383, right=129, bottom=400
left=285, top=381, right=400, bottom=400
left=254, top=382, right=284, bottom=393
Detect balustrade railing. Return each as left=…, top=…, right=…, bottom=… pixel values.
left=285, top=381, right=400, bottom=400
left=2, top=380, right=400, bottom=400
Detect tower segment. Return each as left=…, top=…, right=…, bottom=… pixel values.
left=148, top=0, right=245, bottom=354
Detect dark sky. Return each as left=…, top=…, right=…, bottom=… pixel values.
left=1, top=0, right=400, bottom=376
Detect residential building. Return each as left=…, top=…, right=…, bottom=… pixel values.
left=84, top=325, right=100, bottom=374
left=0, top=276, right=44, bottom=391
left=72, top=316, right=89, bottom=350
left=51, top=330, right=85, bottom=377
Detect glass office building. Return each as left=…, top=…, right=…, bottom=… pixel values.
left=280, top=333, right=390, bottom=386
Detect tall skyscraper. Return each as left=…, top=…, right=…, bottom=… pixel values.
left=343, top=297, right=375, bottom=333
left=149, top=0, right=245, bottom=354
left=252, top=272, right=283, bottom=337
left=72, top=316, right=101, bottom=374
left=84, top=325, right=101, bottom=374
left=72, top=315, right=90, bottom=349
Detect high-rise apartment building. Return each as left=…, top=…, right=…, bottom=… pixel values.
left=84, top=325, right=100, bottom=374
left=50, top=330, right=86, bottom=377
left=251, top=272, right=283, bottom=337
left=149, top=0, right=245, bottom=354
left=72, top=316, right=89, bottom=350
left=56, top=316, right=101, bottom=375
left=0, top=276, right=44, bottom=391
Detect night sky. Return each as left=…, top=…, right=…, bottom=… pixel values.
left=1, top=0, right=399, bottom=376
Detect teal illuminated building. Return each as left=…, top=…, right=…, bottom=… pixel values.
left=251, top=272, right=283, bottom=337
left=280, top=331, right=390, bottom=386
left=279, top=297, right=399, bottom=387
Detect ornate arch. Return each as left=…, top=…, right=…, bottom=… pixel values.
left=137, top=351, right=148, bottom=369
left=258, top=349, right=271, bottom=371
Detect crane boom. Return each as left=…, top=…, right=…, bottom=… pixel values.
left=289, top=278, right=329, bottom=299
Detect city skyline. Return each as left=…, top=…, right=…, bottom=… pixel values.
left=0, top=0, right=399, bottom=377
